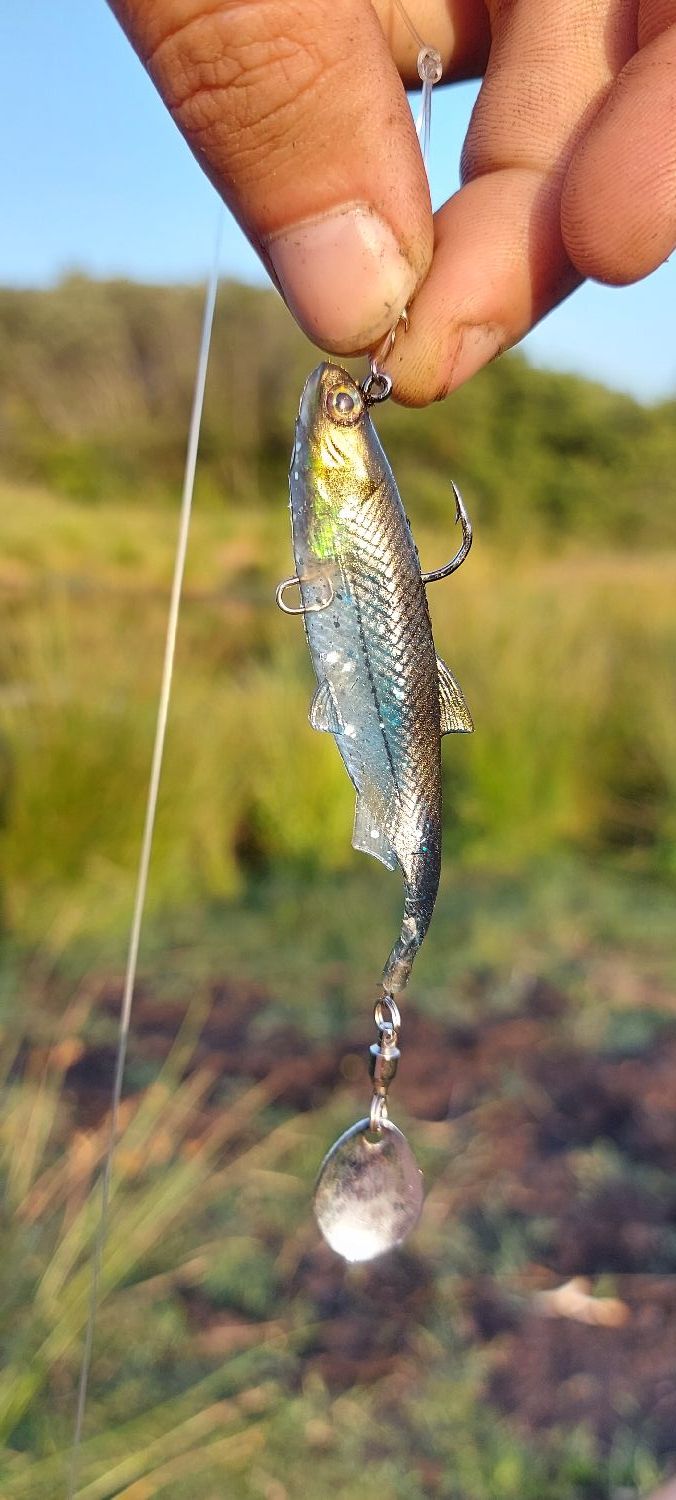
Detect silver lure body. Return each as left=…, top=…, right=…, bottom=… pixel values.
left=287, top=363, right=472, bottom=994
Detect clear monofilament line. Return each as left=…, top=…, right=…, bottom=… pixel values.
left=391, top=0, right=426, bottom=50
left=389, top=0, right=442, bottom=175
left=415, top=46, right=443, bottom=173
left=66, top=211, right=223, bottom=1500
left=367, top=4, right=442, bottom=378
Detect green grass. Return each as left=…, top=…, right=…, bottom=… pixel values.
left=0, top=478, right=674, bottom=1496
left=0, top=483, right=674, bottom=951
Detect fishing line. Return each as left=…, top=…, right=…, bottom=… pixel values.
left=390, top=0, right=443, bottom=170
left=67, top=210, right=223, bottom=1499
left=368, top=7, right=441, bottom=381
left=414, top=44, right=443, bottom=169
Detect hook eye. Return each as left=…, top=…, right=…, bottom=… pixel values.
left=361, top=309, right=408, bottom=406
left=361, top=365, right=393, bottom=406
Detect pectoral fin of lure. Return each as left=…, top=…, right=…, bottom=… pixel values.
left=352, top=796, right=398, bottom=871
left=437, top=657, right=473, bottom=734
left=421, top=482, right=472, bottom=585
left=309, top=678, right=344, bottom=734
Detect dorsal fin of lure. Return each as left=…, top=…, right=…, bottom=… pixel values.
left=352, top=796, right=399, bottom=871
left=309, top=678, right=344, bottom=734
left=437, top=657, right=473, bottom=734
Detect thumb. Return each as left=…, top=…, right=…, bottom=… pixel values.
left=110, top=0, right=433, bottom=354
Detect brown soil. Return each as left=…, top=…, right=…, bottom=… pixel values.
left=62, top=967, right=676, bottom=1464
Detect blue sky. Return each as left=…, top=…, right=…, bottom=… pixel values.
left=4, top=1, right=674, bottom=401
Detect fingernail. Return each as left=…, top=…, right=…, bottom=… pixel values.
left=266, top=203, right=418, bottom=352
left=447, top=323, right=505, bottom=390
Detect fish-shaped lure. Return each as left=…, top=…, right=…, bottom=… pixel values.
left=278, top=362, right=472, bottom=995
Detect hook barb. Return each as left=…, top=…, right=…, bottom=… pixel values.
left=421, top=481, right=472, bottom=586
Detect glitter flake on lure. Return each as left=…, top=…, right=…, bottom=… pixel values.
left=283, top=362, right=473, bottom=995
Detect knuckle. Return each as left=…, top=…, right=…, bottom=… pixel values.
left=147, top=4, right=332, bottom=160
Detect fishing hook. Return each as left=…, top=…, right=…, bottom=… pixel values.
left=276, top=574, right=334, bottom=615
left=421, top=481, right=472, bottom=585
left=361, top=310, right=409, bottom=407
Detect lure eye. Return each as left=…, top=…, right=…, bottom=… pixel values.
left=325, top=382, right=363, bottom=426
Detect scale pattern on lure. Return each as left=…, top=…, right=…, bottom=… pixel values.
left=279, top=362, right=472, bottom=995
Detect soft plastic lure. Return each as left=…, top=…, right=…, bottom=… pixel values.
left=279, top=361, right=472, bottom=994
left=277, top=360, right=473, bottom=1260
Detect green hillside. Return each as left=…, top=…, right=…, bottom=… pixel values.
left=1, top=276, right=675, bottom=545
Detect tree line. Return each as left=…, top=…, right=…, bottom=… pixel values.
left=1, top=275, right=674, bottom=545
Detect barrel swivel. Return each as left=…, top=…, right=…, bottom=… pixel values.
left=368, top=994, right=402, bottom=1132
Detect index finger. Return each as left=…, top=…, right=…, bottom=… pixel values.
left=387, top=0, right=637, bottom=404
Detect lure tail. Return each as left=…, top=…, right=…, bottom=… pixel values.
left=382, top=842, right=441, bottom=995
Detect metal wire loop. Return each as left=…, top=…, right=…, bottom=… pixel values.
left=374, top=994, right=402, bottom=1037
left=369, top=1093, right=389, bottom=1133
left=361, top=309, right=409, bottom=407
left=361, top=364, right=393, bottom=406
left=275, top=575, right=334, bottom=615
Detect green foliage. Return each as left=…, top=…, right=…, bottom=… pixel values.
left=201, top=1240, right=279, bottom=1319
left=1, top=276, right=675, bottom=545
left=0, top=487, right=674, bottom=943
left=0, top=993, right=295, bottom=1495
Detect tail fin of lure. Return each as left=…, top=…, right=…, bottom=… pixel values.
left=382, top=894, right=427, bottom=995
left=382, top=845, right=441, bottom=995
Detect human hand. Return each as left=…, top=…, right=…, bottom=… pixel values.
left=110, top=1, right=676, bottom=405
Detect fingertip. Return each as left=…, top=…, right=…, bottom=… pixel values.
left=387, top=320, right=505, bottom=406
left=562, top=167, right=674, bottom=289
left=561, top=32, right=676, bottom=286
left=382, top=169, right=575, bottom=408
left=561, top=182, right=645, bottom=287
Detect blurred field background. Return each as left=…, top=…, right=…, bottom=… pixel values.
left=1, top=276, right=676, bottom=1498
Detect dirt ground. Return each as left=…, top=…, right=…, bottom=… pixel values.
left=64, top=965, right=676, bottom=1472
